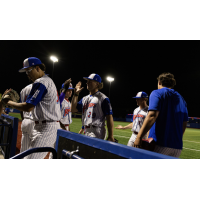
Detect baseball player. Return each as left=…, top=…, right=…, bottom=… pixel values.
left=134, top=72, right=188, bottom=157
left=59, top=82, right=74, bottom=131
left=19, top=83, right=35, bottom=154
left=71, top=73, right=115, bottom=142
left=115, top=92, right=149, bottom=146
left=3, top=57, right=67, bottom=159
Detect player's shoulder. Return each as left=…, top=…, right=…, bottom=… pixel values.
left=35, top=75, right=53, bottom=85
left=96, top=91, right=108, bottom=100
left=21, top=83, right=33, bottom=92
left=134, top=106, right=140, bottom=113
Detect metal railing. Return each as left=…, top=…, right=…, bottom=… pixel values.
left=0, top=118, right=13, bottom=159
left=10, top=147, right=57, bottom=159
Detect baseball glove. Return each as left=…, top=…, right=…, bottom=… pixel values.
left=1, top=89, right=20, bottom=108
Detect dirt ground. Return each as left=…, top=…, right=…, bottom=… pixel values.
left=16, top=121, right=50, bottom=159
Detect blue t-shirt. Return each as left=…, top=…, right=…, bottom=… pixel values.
left=148, top=87, right=188, bottom=149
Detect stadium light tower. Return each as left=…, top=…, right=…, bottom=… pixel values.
left=50, top=56, right=58, bottom=80
left=107, top=76, right=114, bottom=99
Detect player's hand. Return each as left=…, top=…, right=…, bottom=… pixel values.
left=74, top=81, right=84, bottom=94
left=107, top=136, right=115, bottom=142
left=63, top=78, right=72, bottom=90
left=115, top=125, right=124, bottom=129
left=133, top=136, right=142, bottom=148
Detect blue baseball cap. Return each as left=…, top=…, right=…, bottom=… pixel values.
left=19, top=57, right=42, bottom=73
left=83, top=73, right=102, bottom=83
left=133, top=91, right=148, bottom=98
left=61, top=83, right=74, bottom=90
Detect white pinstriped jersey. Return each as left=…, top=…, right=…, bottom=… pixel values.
left=131, top=106, right=149, bottom=133
left=78, top=91, right=113, bottom=127
left=26, top=75, right=61, bottom=121
left=60, top=98, right=72, bottom=125
left=20, top=84, right=33, bottom=120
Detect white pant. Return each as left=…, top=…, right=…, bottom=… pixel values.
left=85, top=126, right=106, bottom=139
left=25, top=122, right=60, bottom=159
left=20, top=118, right=35, bottom=154
left=49, top=122, right=61, bottom=159
left=127, top=132, right=147, bottom=147
left=153, top=145, right=182, bottom=158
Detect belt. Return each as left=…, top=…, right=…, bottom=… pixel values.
left=85, top=125, right=95, bottom=128
left=35, top=120, right=58, bottom=125
left=133, top=131, right=138, bottom=135
left=65, top=124, right=69, bottom=127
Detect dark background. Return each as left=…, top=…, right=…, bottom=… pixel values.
left=0, top=41, right=199, bottom=118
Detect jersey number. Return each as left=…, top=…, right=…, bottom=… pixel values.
left=88, top=112, right=96, bottom=118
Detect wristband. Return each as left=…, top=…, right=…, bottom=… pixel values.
left=74, top=93, right=79, bottom=96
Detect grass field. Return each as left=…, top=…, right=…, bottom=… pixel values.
left=9, top=113, right=200, bottom=159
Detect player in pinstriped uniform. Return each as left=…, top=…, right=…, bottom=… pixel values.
left=59, top=83, right=74, bottom=131
left=19, top=83, right=35, bottom=154
left=71, top=74, right=115, bottom=142
left=116, top=92, right=149, bottom=146
left=4, top=57, right=62, bottom=159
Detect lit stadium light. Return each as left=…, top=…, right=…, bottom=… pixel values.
left=107, top=76, right=114, bottom=82
left=50, top=56, right=58, bottom=79
left=107, top=76, right=114, bottom=99
left=50, top=56, right=58, bottom=62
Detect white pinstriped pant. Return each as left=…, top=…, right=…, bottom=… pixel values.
left=153, top=145, right=182, bottom=158
left=25, top=122, right=60, bottom=159
left=20, top=118, right=35, bottom=155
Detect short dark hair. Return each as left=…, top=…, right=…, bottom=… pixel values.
left=157, top=72, right=176, bottom=88
left=33, top=63, right=46, bottom=72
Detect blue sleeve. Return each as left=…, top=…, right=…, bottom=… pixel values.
left=148, top=90, right=161, bottom=111
left=76, top=98, right=83, bottom=112
left=82, top=126, right=84, bottom=129
left=184, top=107, right=189, bottom=122
left=59, top=92, right=65, bottom=105
left=26, top=82, right=48, bottom=106
left=101, top=98, right=113, bottom=116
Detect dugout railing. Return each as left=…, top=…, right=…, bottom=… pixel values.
left=55, top=129, right=178, bottom=159
left=0, top=118, right=13, bottom=159
left=10, top=147, right=57, bottom=159
left=0, top=114, right=18, bottom=159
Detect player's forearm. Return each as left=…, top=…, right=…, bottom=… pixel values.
left=123, top=122, right=133, bottom=129
left=106, top=115, right=114, bottom=138
left=137, top=113, right=157, bottom=139
left=183, top=121, right=187, bottom=134
left=71, top=95, right=79, bottom=113
left=7, top=101, right=34, bottom=112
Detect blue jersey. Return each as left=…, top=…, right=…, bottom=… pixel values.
left=148, top=87, right=188, bottom=149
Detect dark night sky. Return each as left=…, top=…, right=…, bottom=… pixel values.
left=0, top=40, right=199, bottom=117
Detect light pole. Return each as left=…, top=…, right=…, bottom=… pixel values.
left=107, top=76, right=114, bottom=99
left=50, top=56, right=58, bottom=80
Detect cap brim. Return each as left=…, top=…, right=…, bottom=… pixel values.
left=83, top=77, right=100, bottom=82
left=68, top=88, right=74, bottom=90
left=18, top=66, right=31, bottom=73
